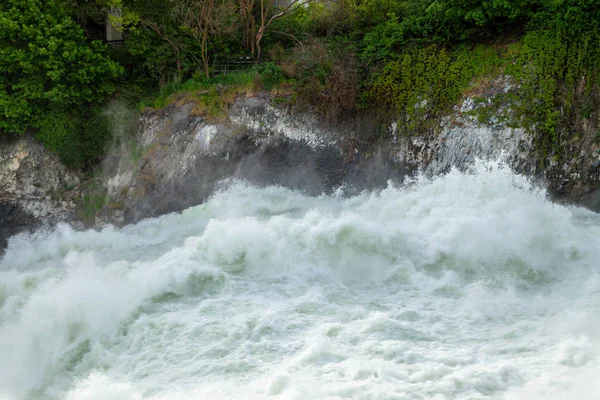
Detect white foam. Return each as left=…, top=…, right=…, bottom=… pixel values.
left=1, top=160, right=599, bottom=399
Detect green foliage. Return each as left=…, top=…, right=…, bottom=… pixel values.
left=369, top=45, right=506, bottom=131
left=119, top=5, right=196, bottom=84
left=139, top=70, right=257, bottom=119
left=290, top=39, right=361, bottom=122
left=424, top=0, right=540, bottom=31
left=478, top=1, right=600, bottom=155
left=0, top=0, right=123, bottom=135
left=361, top=0, right=600, bottom=155
left=529, top=0, right=600, bottom=35
left=507, top=27, right=600, bottom=153
left=5, top=0, right=600, bottom=169
left=34, top=111, right=83, bottom=167
left=35, top=108, right=111, bottom=168
left=361, top=15, right=407, bottom=62
left=353, top=0, right=422, bottom=29
left=124, top=28, right=189, bottom=84
left=361, top=0, right=544, bottom=63
left=58, top=0, right=111, bottom=31
left=257, top=62, right=285, bottom=90
left=307, top=0, right=425, bottom=40
left=264, top=5, right=313, bottom=49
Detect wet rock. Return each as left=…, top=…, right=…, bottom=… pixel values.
left=0, top=135, right=80, bottom=251
left=5, top=87, right=600, bottom=252
left=99, top=96, right=403, bottom=226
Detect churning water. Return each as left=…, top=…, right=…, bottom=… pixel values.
left=1, top=160, right=600, bottom=400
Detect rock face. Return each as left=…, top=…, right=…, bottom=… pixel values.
left=393, top=100, right=535, bottom=176
left=2, top=89, right=600, bottom=251
left=395, top=99, right=600, bottom=209
left=0, top=135, right=80, bottom=250
left=228, top=95, right=335, bottom=148
left=99, top=95, right=403, bottom=226
left=98, top=92, right=600, bottom=228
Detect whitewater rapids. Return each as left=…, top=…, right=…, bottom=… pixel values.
left=1, top=160, right=600, bottom=400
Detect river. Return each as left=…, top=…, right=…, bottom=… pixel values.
left=1, top=160, right=599, bottom=399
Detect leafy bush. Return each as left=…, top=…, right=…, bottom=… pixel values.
left=361, top=15, right=408, bottom=63
left=369, top=45, right=507, bottom=131
left=35, top=108, right=111, bottom=169
left=422, top=0, right=541, bottom=39
left=34, top=111, right=84, bottom=168
left=257, top=62, right=285, bottom=90
left=0, top=0, right=123, bottom=135
left=140, top=70, right=257, bottom=110
left=291, top=40, right=361, bottom=122
left=508, top=27, right=600, bottom=153
left=361, top=0, right=543, bottom=63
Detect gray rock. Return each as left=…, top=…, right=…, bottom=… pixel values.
left=4, top=86, right=600, bottom=252
left=98, top=95, right=404, bottom=226
left=0, top=135, right=80, bottom=251
left=394, top=103, right=533, bottom=176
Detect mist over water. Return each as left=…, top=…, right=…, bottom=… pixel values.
left=1, top=160, right=600, bottom=400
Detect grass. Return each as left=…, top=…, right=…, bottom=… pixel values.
left=137, top=68, right=293, bottom=119
left=138, top=70, right=259, bottom=116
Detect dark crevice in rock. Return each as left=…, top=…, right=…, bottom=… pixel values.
left=0, top=202, right=40, bottom=253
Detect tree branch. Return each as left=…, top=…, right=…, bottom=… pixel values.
left=269, top=29, right=303, bottom=45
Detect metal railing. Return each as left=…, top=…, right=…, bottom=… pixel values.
left=211, top=58, right=257, bottom=76
left=105, top=40, right=125, bottom=49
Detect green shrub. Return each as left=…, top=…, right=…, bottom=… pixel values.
left=369, top=45, right=507, bottom=131
left=257, top=62, right=285, bottom=90
left=140, top=70, right=257, bottom=111
left=515, top=29, right=600, bottom=151
left=35, top=109, right=111, bottom=169
left=289, top=39, right=361, bottom=122
left=35, top=111, right=83, bottom=168
left=0, top=0, right=123, bottom=135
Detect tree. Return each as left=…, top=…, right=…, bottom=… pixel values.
left=237, top=0, right=314, bottom=60
left=239, top=0, right=257, bottom=55
left=58, top=0, right=110, bottom=38
left=254, top=0, right=314, bottom=60
left=423, top=0, right=542, bottom=41
left=116, top=0, right=190, bottom=82
left=175, top=0, right=216, bottom=78
left=174, top=0, right=239, bottom=78
left=0, top=0, right=123, bottom=135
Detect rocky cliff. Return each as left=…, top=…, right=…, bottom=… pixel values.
left=2, top=89, right=600, bottom=251
left=0, top=135, right=80, bottom=250
left=96, top=91, right=600, bottom=229
left=97, top=94, right=403, bottom=226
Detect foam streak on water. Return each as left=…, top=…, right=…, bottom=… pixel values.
left=1, top=160, right=600, bottom=400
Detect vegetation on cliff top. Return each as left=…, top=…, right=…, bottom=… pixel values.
left=0, top=0, right=123, bottom=167
left=1, top=0, right=600, bottom=168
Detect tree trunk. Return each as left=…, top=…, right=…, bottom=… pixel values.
left=240, top=0, right=256, bottom=55
left=201, top=30, right=210, bottom=78
left=175, top=55, right=182, bottom=83
left=256, top=29, right=264, bottom=62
